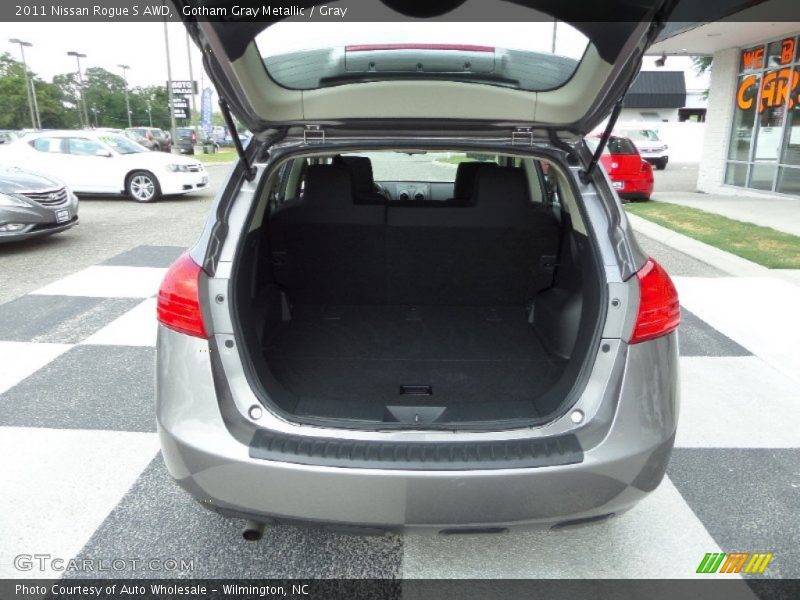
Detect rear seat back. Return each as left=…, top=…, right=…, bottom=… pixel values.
left=269, top=164, right=560, bottom=307
left=269, top=164, right=386, bottom=304
left=387, top=166, right=560, bottom=306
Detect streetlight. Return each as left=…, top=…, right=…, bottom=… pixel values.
left=67, top=51, right=89, bottom=128
left=164, top=21, right=177, bottom=149
left=118, top=64, right=132, bottom=128
left=9, top=38, right=40, bottom=129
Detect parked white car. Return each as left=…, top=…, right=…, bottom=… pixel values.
left=0, top=130, right=208, bottom=202
left=615, top=126, right=669, bottom=170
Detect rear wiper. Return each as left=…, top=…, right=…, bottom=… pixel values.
left=218, top=97, right=257, bottom=181
left=580, top=98, right=623, bottom=183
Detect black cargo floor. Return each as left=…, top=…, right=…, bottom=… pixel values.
left=263, top=305, right=562, bottom=422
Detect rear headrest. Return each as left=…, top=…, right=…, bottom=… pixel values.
left=453, top=161, right=493, bottom=200
left=472, top=166, right=530, bottom=206
left=339, top=156, right=375, bottom=193
left=303, top=164, right=355, bottom=207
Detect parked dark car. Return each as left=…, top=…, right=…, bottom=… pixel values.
left=127, top=127, right=171, bottom=152
left=0, top=165, right=79, bottom=242
left=173, top=127, right=198, bottom=154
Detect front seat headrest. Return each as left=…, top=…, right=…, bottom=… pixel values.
left=472, top=166, right=531, bottom=206
left=303, top=164, right=355, bottom=208
left=453, top=161, right=494, bottom=200
left=339, top=156, right=376, bottom=194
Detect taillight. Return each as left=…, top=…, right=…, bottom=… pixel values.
left=156, top=252, right=208, bottom=338
left=191, top=131, right=196, bottom=142
left=641, top=161, right=652, bottom=173
left=629, top=258, right=680, bottom=344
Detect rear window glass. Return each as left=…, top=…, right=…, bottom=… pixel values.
left=607, top=138, right=638, bottom=155
left=586, top=137, right=638, bottom=155
left=617, top=129, right=661, bottom=142
left=257, top=21, right=589, bottom=92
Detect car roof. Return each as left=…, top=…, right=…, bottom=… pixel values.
left=25, top=130, right=127, bottom=139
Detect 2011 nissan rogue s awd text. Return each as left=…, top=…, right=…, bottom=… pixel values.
left=156, top=0, right=684, bottom=535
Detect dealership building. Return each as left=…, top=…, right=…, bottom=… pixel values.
left=651, top=19, right=800, bottom=197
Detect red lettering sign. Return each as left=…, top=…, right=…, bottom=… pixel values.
left=741, top=48, right=764, bottom=70
left=780, top=38, right=795, bottom=65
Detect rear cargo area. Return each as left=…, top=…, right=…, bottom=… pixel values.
left=233, top=156, right=604, bottom=427
left=264, top=304, right=563, bottom=422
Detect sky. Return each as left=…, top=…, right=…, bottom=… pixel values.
left=0, top=21, right=709, bottom=97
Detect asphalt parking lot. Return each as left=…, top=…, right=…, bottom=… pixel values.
left=1, top=160, right=798, bottom=581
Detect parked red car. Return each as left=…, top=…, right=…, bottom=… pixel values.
left=589, top=135, right=654, bottom=201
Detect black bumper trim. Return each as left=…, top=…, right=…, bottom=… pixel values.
left=249, top=429, right=583, bottom=471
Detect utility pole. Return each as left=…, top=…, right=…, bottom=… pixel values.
left=118, top=64, right=133, bottom=128
left=164, top=21, right=177, bottom=149
left=146, top=100, right=153, bottom=127
left=67, top=51, right=89, bottom=128
left=9, top=39, right=39, bottom=129
left=186, top=31, right=198, bottom=139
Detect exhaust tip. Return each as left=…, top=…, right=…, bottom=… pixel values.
left=242, top=520, right=266, bottom=541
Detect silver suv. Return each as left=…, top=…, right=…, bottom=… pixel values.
left=156, top=5, right=681, bottom=535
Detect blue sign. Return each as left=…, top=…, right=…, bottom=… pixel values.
left=201, top=87, right=213, bottom=136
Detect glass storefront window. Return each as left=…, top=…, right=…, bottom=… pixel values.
left=725, top=162, right=748, bottom=186
left=766, top=37, right=796, bottom=68
left=727, top=35, right=800, bottom=195
left=777, top=166, right=800, bottom=194
left=730, top=74, right=760, bottom=160
left=749, top=163, right=777, bottom=190
left=779, top=69, right=800, bottom=166
left=753, top=70, right=787, bottom=161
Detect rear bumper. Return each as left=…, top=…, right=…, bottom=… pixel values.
left=615, top=177, right=653, bottom=198
left=156, top=327, right=679, bottom=530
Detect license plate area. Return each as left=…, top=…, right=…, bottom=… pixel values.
left=612, top=181, right=624, bottom=190
left=55, top=209, right=70, bottom=223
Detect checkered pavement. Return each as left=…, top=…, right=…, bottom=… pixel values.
left=0, top=242, right=798, bottom=580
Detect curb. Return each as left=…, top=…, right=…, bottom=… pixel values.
left=626, top=213, right=770, bottom=277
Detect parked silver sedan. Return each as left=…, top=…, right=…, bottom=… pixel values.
left=0, top=165, right=79, bottom=242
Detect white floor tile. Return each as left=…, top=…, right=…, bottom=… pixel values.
left=402, top=478, right=743, bottom=580
left=81, top=298, right=158, bottom=347
left=677, top=356, right=800, bottom=448
left=30, top=266, right=167, bottom=299
left=0, top=427, right=159, bottom=578
left=674, top=277, right=800, bottom=385
left=0, top=342, right=72, bottom=394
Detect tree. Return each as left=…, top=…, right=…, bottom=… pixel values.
left=692, top=56, right=713, bottom=75
left=0, top=52, right=72, bottom=129
left=691, top=56, right=713, bottom=99
left=129, top=85, right=171, bottom=129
